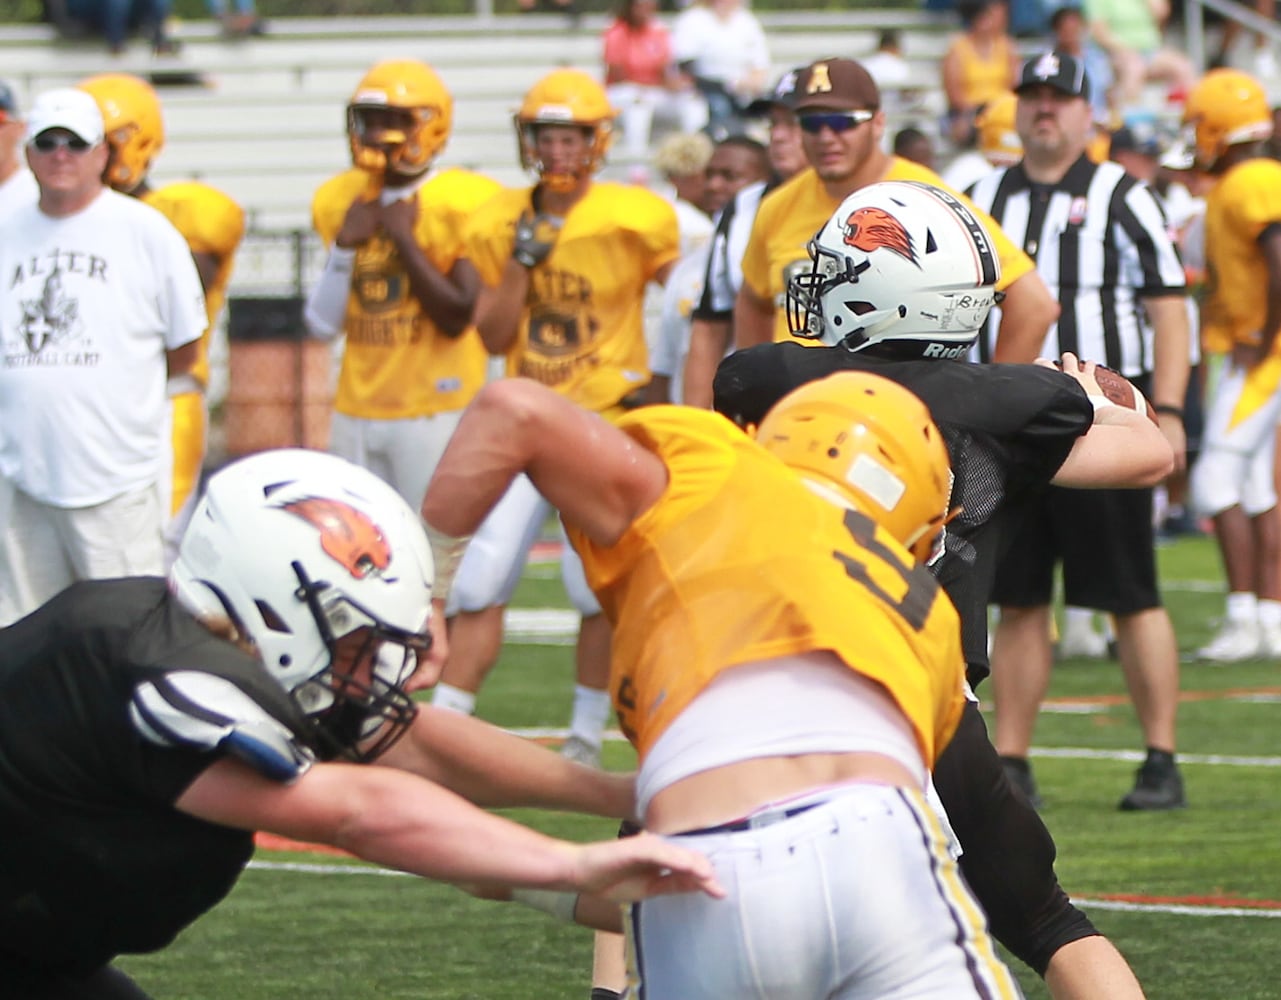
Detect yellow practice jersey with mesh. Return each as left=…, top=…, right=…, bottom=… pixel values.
left=312, top=167, right=500, bottom=419
left=464, top=182, right=679, bottom=412
left=1203, top=158, right=1281, bottom=356
left=142, top=182, right=245, bottom=388
left=740, top=159, right=1033, bottom=344
left=566, top=405, right=966, bottom=763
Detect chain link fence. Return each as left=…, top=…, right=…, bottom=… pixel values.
left=208, top=228, right=336, bottom=467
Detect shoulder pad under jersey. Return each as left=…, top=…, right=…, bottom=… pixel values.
left=130, top=671, right=314, bottom=782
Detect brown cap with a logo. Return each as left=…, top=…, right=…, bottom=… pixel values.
left=789, top=58, right=881, bottom=113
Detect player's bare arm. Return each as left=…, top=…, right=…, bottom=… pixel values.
left=684, top=316, right=733, bottom=408
left=1144, top=292, right=1191, bottom=473
left=165, top=338, right=201, bottom=379
left=424, top=379, right=669, bottom=547
left=378, top=196, right=481, bottom=336
left=175, top=757, right=721, bottom=901
left=733, top=283, right=774, bottom=350
left=991, top=269, right=1060, bottom=362
left=334, top=197, right=381, bottom=248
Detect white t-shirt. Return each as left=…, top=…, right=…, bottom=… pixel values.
left=649, top=247, right=709, bottom=401
left=0, top=168, right=37, bottom=223
left=0, top=189, right=207, bottom=506
left=671, top=6, right=770, bottom=89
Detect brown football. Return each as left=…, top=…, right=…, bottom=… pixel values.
left=1092, top=365, right=1157, bottom=422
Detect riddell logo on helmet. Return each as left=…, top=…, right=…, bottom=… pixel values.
left=922, top=342, right=970, bottom=359
left=842, top=207, right=918, bottom=266
left=282, top=498, right=392, bottom=579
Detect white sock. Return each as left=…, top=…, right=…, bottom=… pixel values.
left=432, top=682, right=477, bottom=716
left=1257, top=599, right=1281, bottom=630
left=569, top=684, right=611, bottom=747
left=1226, top=591, right=1259, bottom=624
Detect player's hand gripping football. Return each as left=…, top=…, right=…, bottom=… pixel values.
left=512, top=210, right=562, bottom=269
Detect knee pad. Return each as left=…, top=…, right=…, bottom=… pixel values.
left=934, top=705, right=1098, bottom=975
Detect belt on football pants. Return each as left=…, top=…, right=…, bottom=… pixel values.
left=675, top=800, right=824, bottom=836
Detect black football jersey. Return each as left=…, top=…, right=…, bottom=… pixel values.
left=714, top=344, right=1094, bottom=684
left=0, top=578, right=315, bottom=975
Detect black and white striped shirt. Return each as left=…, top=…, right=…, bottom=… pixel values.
left=966, top=155, right=1185, bottom=376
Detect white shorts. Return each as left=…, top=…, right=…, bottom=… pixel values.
left=628, top=784, right=1020, bottom=1000
left=329, top=409, right=464, bottom=509
left=1190, top=363, right=1281, bottom=517
left=0, top=479, right=165, bottom=626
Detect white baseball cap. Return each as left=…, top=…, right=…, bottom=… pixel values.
left=25, top=88, right=104, bottom=146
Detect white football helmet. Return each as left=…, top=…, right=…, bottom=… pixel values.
left=170, top=449, right=434, bottom=762
left=787, top=180, right=1002, bottom=359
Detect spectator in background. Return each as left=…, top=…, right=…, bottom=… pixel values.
left=651, top=130, right=715, bottom=253
left=63, top=0, right=180, bottom=55
left=861, top=29, right=926, bottom=118
left=672, top=0, right=770, bottom=139
left=304, top=60, right=499, bottom=515
left=603, top=0, right=708, bottom=164
left=0, top=89, right=206, bottom=626
left=0, top=83, right=37, bottom=220
left=647, top=135, right=770, bottom=404
left=206, top=0, right=264, bottom=37
left=79, top=72, right=246, bottom=567
left=1212, top=0, right=1276, bottom=78
left=1050, top=4, right=1117, bottom=124
left=1084, top=0, right=1195, bottom=108
left=941, top=0, right=1020, bottom=146
left=942, top=90, right=1021, bottom=190
left=893, top=125, right=936, bottom=170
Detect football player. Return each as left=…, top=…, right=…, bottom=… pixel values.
left=423, top=371, right=1023, bottom=999
left=1182, top=69, right=1281, bottom=662
left=434, top=69, right=679, bottom=767
left=0, top=449, right=723, bottom=997
left=304, top=58, right=500, bottom=513
left=79, top=73, right=246, bottom=567
left=713, top=180, right=1173, bottom=1000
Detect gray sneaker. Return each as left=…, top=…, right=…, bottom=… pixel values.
left=1119, top=757, right=1186, bottom=811
left=560, top=734, right=602, bottom=768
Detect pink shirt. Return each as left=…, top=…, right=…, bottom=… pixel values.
left=602, top=19, right=672, bottom=87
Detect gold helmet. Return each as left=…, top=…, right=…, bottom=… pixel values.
left=347, top=59, right=452, bottom=178
left=976, top=92, right=1021, bottom=167
left=78, top=73, right=164, bottom=193
left=515, top=68, right=616, bottom=192
left=1182, top=68, right=1272, bottom=170
left=755, top=371, right=953, bottom=563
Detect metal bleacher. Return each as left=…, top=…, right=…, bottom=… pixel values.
left=0, top=10, right=959, bottom=233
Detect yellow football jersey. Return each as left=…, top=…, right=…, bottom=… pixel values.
left=740, top=158, right=1034, bottom=344
left=566, top=406, right=966, bottom=765
left=1203, top=158, right=1281, bottom=355
left=143, top=182, right=245, bottom=389
left=464, top=182, right=680, bottom=413
left=312, top=167, right=500, bottom=419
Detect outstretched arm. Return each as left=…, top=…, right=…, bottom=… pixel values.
left=177, top=757, right=722, bottom=902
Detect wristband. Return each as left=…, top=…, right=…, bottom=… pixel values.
left=1086, top=394, right=1116, bottom=413
left=1154, top=404, right=1184, bottom=420
left=422, top=521, right=472, bottom=604
left=509, top=888, right=580, bottom=923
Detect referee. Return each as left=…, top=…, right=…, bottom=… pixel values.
left=967, top=52, right=1191, bottom=811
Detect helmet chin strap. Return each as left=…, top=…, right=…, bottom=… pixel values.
left=840, top=305, right=907, bottom=351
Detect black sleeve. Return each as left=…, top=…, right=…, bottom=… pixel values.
left=714, top=341, right=851, bottom=425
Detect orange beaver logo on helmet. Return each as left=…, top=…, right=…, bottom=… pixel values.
left=842, top=206, right=917, bottom=265
left=282, top=498, right=391, bottom=579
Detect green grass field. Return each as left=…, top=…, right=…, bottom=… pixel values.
left=116, top=534, right=1281, bottom=998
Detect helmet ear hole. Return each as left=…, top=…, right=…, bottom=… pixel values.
left=255, top=600, right=291, bottom=634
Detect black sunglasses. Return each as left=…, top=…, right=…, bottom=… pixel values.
left=797, top=110, right=876, bottom=135
left=31, top=133, right=93, bottom=154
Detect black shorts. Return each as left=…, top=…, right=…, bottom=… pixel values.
left=0, top=957, right=152, bottom=999
left=990, top=482, right=1161, bottom=613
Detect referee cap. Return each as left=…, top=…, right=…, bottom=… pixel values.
left=1016, top=51, right=1091, bottom=102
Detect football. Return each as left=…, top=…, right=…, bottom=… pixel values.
left=1092, top=365, right=1158, bottom=422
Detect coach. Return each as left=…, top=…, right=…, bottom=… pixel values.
left=966, top=52, right=1190, bottom=812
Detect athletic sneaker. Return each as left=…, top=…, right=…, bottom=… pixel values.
left=1000, top=756, right=1043, bottom=809
left=1260, top=624, right=1281, bottom=659
left=1058, top=622, right=1110, bottom=660
left=1119, top=756, right=1186, bottom=811
left=560, top=734, right=602, bottom=768
left=1196, top=619, right=1262, bottom=662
